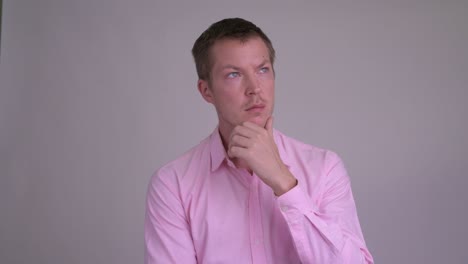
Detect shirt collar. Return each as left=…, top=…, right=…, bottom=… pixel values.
left=209, top=127, right=227, bottom=172
left=209, top=126, right=292, bottom=172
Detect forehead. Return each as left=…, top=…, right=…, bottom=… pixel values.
left=209, top=37, right=271, bottom=69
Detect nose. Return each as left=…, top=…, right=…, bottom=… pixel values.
left=244, top=75, right=261, bottom=96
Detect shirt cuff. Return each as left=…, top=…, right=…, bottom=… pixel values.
left=276, top=183, right=318, bottom=213
left=276, top=183, right=345, bottom=251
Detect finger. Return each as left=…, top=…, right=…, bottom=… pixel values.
left=228, top=145, right=249, bottom=159
left=230, top=124, right=257, bottom=139
left=229, top=134, right=251, bottom=148
left=265, top=116, right=273, bottom=135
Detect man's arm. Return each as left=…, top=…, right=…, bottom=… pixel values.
left=144, top=168, right=197, bottom=264
left=277, top=154, right=374, bottom=264
left=228, top=118, right=373, bottom=263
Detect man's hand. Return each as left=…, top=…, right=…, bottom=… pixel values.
left=227, top=117, right=297, bottom=196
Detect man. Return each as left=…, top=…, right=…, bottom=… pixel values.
left=145, top=18, right=374, bottom=263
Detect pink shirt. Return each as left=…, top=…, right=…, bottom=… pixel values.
left=145, top=128, right=374, bottom=263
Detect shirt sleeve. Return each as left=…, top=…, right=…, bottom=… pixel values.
left=277, top=154, right=374, bottom=264
left=144, top=168, right=197, bottom=264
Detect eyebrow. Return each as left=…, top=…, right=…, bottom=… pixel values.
left=257, top=59, right=270, bottom=68
left=219, top=59, right=271, bottom=71
left=220, top=64, right=241, bottom=71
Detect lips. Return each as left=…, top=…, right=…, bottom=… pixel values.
left=246, top=104, right=265, bottom=111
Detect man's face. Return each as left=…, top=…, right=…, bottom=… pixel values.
left=198, top=36, right=275, bottom=133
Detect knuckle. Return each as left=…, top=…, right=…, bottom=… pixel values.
left=230, top=146, right=237, bottom=154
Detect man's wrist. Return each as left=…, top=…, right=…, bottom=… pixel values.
left=273, top=169, right=298, bottom=196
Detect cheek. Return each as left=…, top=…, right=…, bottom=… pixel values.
left=212, top=89, right=242, bottom=109
left=213, top=82, right=244, bottom=103
left=261, top=79, right=275, bottom=96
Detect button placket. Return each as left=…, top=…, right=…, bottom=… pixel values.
left=248, top=175, right=268, bottom=263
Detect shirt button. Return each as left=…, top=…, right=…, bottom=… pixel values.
left=281, top=205, right=288, bottom=212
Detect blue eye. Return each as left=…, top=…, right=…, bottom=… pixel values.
left=227, top=72, right=240, bottom=78
left=259, top=67, right=269, bottom=73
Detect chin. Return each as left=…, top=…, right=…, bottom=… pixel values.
left=248, top=116, right=267, bottom=127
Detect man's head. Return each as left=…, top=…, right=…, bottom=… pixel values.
left=193, top=18, right=276, bottom=140
left=192, top=18, right=276, bottom=82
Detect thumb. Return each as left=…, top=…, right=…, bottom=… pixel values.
left=265, top=116, right=274, bottom=135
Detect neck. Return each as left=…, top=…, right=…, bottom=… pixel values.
left=218, top=124, right=231, bottom=153
left=218, top=124, right=251, bottom=171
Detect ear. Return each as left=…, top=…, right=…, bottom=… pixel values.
left=198, top=79, right=214, bottom=104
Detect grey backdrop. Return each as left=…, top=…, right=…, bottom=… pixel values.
left=1, top=0, right=467, bottom=263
